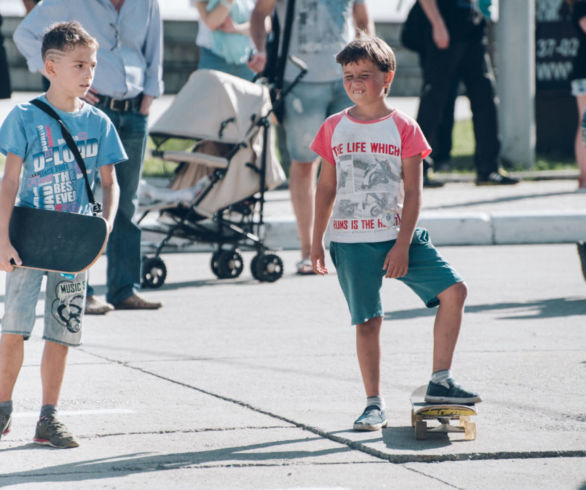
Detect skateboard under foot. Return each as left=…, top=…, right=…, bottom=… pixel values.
left=410, top=385, right=477, bottom=441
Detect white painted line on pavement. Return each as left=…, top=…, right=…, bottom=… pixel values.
left=13, top=408, right=135, bottom=418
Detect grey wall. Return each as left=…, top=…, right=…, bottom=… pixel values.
left=1, top=17, right=423, bottom=96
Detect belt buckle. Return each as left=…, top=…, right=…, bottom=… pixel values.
left=108, top=98, right=130, bottom=112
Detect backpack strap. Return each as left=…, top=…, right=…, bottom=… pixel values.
left=30, top=98, right=102, bottom=215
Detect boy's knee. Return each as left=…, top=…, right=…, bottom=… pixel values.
left=440, top=281, right=468, bottom=305
left=356, top=316, right=382, bottom=334
left=0, top=333, right=25, bottom=346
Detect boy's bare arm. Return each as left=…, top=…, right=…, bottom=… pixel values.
left=98, top=164, right=120, bottom=233
left=311, top=161, right=337, bottom=275
left=383, top=155, right=422, bottom=278
left=0, top=153, right=23, bottom=271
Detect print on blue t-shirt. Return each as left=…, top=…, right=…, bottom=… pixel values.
left=0, top=96, right=127, bottom=215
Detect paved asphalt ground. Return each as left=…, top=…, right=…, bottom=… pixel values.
left=1, top=93, right=585, bottom=488
left=0, top=244, right=585, bottom=489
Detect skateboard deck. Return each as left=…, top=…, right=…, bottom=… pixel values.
left=410, top=385, right=477, bottom=440
left=9, top=206, right=108, bottom=274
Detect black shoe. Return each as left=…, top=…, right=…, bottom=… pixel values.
left=476, top=170, right=519, bottom=186
left=425, top=379, right=482, bottom=404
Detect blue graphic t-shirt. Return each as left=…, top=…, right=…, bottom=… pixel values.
left=0, top=96, right=127, bottom=215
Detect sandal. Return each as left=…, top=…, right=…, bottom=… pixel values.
left=296, top=258, right=316, bottom=275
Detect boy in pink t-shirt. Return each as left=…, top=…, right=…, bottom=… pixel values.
left=310, top=36, right=481, bottom=431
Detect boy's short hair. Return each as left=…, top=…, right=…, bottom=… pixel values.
left=336, top=36, right=396, bottom=73
left=41, top=21, right=98, bottom=61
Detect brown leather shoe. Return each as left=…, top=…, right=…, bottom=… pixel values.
left=85, top=296, right=114, bottom=315
left=113, top=294, right=162, bottom=310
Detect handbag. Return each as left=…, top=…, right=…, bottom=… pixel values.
left=29, top=99, right=102, bottom=216
left=400, top=2, right=429, bottom=53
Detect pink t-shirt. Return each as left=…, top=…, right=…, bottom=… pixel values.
left=310, top=108, right=431, bottom=243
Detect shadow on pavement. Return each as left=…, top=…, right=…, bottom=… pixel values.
left=382, top=426, right=455, bottom=450
left=384, top=297, right=586, bottom=321
left=0, top=435, right=353, bottom=486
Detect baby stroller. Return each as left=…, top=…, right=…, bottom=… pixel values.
left=138, top=65, right=305, bottom=287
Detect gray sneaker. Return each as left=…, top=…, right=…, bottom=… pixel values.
left=0, top=411, right=11, bottom=439
left=353, top=405, right=388, bottom=431
left=34, top=415, right=79, bottom=448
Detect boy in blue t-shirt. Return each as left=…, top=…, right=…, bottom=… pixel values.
left=0, top=22, right=126, bottom=448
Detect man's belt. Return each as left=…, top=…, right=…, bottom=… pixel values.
left=96, top=93, right=143, bottom=112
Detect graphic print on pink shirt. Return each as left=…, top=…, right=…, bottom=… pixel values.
left=310, top=108, right=431, bottom=243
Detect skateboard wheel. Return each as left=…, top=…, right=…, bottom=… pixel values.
left=464, top=421, right=476, bottom=440
left=415, top=420, right=427, bottom=440
left=142, top=257, right=167, bottom=288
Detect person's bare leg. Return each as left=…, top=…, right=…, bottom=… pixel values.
left=432, top=282, right=468, bottom=373
left=40, top=341, right=68, bottom=406
left=0, top=334, right=24, bottom=402
left=575, top=95, right=586, bottom=189
left=356, top=316, right=383, bottom=397
left=289, top=159, right=318, bottom=264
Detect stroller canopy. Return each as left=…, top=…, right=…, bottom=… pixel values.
left=150, top=70, right=272, bottom=144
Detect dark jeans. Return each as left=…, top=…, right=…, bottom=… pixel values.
left=417, top=36, right=500, bottom=177
left=87, top=108, right=148, bottom=304
left=418, top=51, right=458, bottom=164
left=0, top=14, right=11, bottom=100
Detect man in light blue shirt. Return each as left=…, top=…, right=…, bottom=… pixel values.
left=14, top=0, right=164, bottom=313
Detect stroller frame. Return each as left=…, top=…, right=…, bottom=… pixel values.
left=139, top=60, right=307, bottom=287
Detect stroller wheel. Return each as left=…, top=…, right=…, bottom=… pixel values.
left=211, top=250, right=244, bottom=279
left=252, top=253, right=283, bottom=283
left=142, top=257, right=167, bottom=289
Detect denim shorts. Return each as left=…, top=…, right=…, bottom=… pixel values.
left=329, top=229, right=463, bottom=325
left=283, top=79, right=352, bottom=162
left=2, top=269, right=87, bottom=346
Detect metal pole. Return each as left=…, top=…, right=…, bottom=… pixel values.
left=497, top=0, right=536, bottom=168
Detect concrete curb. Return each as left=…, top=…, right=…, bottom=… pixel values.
left=263, top=211, right=586, bottom=249
left=142, top=211, right=586, bottom=254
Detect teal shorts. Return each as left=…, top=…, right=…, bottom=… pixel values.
left=329, top=228, right=463, bottom=325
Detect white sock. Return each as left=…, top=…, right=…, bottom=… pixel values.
left=367, top=395, right=385, bottom=410
left=431, top=369, right=451, bottom=387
